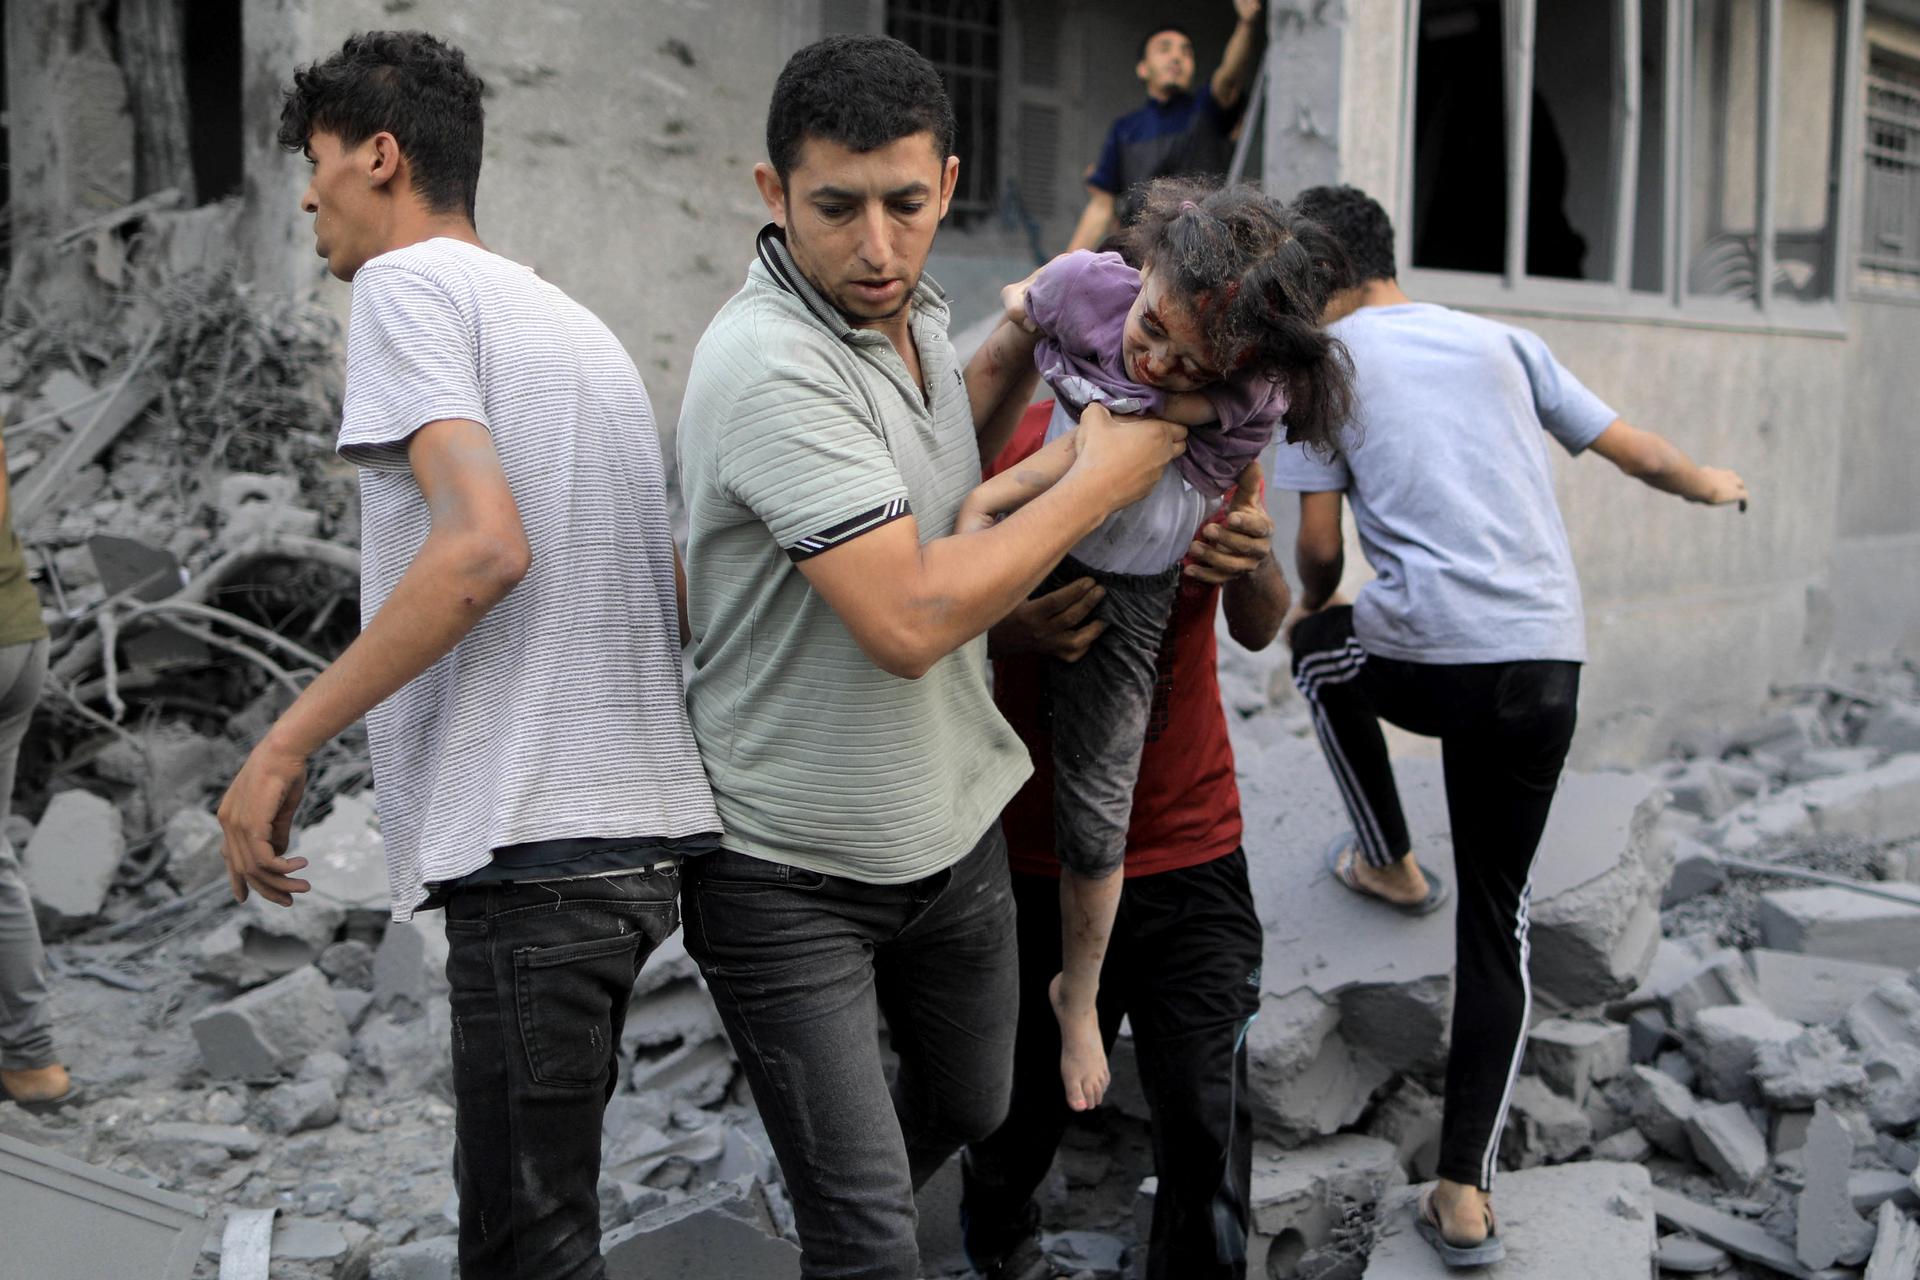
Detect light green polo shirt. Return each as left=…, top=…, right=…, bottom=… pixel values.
left=677, top=229, right=1030, bottom=883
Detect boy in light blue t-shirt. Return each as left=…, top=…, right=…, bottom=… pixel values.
left=1271, top=185, right=1747, bottom=1271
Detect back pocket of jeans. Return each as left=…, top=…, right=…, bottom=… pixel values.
left=511, top=931, right=642, bottom=1089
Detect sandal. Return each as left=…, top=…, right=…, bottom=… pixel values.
left=1416, top=1184, right=1505, bottom=1267
left=1323, top=832, right=1450, bottom=916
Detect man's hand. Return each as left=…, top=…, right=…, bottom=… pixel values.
left=989, top=577, right=1108, bottom=662
left=1186, top=463, right=1273, bottom=585
left=1690, top=466, right=1749, bottom=508
left=1234, top=0, right=1264, bottom=22
left=1001, top=270, right=1042, bottom=335
left=217, top=739, right=312, bottom=907
left=1071, top=403, right=1186, bottom=507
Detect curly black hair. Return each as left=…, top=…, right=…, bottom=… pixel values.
left=1294, top=185, right=1398, bottom=288
left=1121, top=178, right=1355, bottom=456
left=766, top=36, right=955, bottom=182
left=277, top=31, right=486, bottom=221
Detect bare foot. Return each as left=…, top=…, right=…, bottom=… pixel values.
left=1431, top=1179, right=1492, bottom=1246
left=1048, top=972, right=1109, bottom=1112
left=1338, top=848, right=1432, bottom=907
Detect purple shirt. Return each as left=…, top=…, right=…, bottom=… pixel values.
left=1026, top=250, right=1285, bottom=497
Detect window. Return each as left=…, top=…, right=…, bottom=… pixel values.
left=1863, top=47, right=1920, bottom=288
left=1404, top=0, right=1857, bottom=317
left=886, top=0, right=1003, bottom=224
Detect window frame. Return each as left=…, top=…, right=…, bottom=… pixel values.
left=1857, top=41, right=1920, bottom=303
left=1396, top=0, right=1863, bottom=334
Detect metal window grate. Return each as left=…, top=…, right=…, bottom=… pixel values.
left=886, top=0, right=1001, bottom=220
left=1863, top=48, right=1920, bottom=284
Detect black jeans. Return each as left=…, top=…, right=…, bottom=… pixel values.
left=681, top=828, right=1019, bottom=1280
left=442, top=866, right=681, bottom=1280
left=1290, top=606, right=1580, bottom=1190
left=963, top=850, right=1264, bottom=1280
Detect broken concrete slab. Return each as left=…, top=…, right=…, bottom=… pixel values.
left=1755, top=1027, right=1869, bottom=1109
left=1245, top=1134, right=1405, bottom=1278
left=1364, top=1079, right=1443, bottom=1182
left=190, top=965, right=350, bottom=1080
left=354, top=1005, right=454, bottom=1097
left=22, top=789, right=125, bottom=927
left=1863, top=1199, right=1920, bottom=1280
left=371, top=914, right=450, bottom=1015
left=1688, top=1004, right=1805, bottom=1103
left=1652, top=1187, right=1831, bottom=1279
left=1624, top=1065, right=1701, bottom=1160
left=258, top=1078, right=339, bottom=1135
left=193, top=895, right=346, bottom=990
left=1753, top=949, right=1909, bottom=1026
left=272, top=1216, right=371, bottom=1264
left=1363, top=1162, right=1654, bottom=1279
left=1247, top=987, right=1393, bottom=1146
left=160, top=806, right=226, bottom=892
left=1526, top=1019, right=1630, bottom=1105
left=630, top=1036, right=736, bottom=1108
left=1859, top=702, right=1920, bottom=754
left=1663, top=835, right=1727, bottom=907
left=369, top=1234, right=457, bottom=1280
left=1629, top=1008, right=1674, bottom=1064
left=1850, top=1168, right=1920, bottom=1214
left=1499, top=1076, right=1593, bottom=1170
left=1788, top=747, right=1885, bottom=784
left=1659, top=759, right=1739, bottom=820
left=1687, top=1102, right=1770, bottom=1189
left=1593, top=1128, right=1652, bottom=1164
left=1759, top=886, right=1920, bottom=969
left=1655, top=1234, right=1731, bottom=1274
left=0, top=1133, right=206, bottom=1280
left=1654, top=947, right=1766, bottom=1030
left=1714, top=756, right=1920, bottom=852
left=1799, top=1103, right=1877, bottom=1269
left=1846, top=974, right=1920, bottom=1058
left=292, top=792, right=389, bottom=916
left=601, top=1176, right=800, bottom=1279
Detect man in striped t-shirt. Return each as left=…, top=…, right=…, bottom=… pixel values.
left=217, top=33, right=718, bottom=1279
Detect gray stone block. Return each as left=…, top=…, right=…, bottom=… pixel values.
left=371, top=914, right=450, bottom=1014
left=1687, top=1103, right=1770, bottom=1189
left=1245, top=1134, right=1405, bottom=1278
left=369, top=1234, right=457, bottom=1280
left=355, top=1005, right=453, bottom=1098
left=22, top=789, right=124, bottom=926
left=602, top=1177, right=799, bottom=1279
left=1660, top=759, right=1737, bottom=820
left=159, top=807, right=225, bottom=892
left=190, top=965, right=350, bottom=1080
left=1526, top=1019, right=1631, bottom=1105
left=272, top=1217, right=370, bottom=1264
left=1363, top=1078, right=1443, bottom=1182
left=1628, top=1008, right=1673, bottom=1064
left=258, top=1078, right=339, bottom=1135
left=1593, top=1128, right=1652, bottom=1164
left=1798, top=1103, right=1876, bottom=1269
left=1752, top=948, right=1908, bottom=1026
left=1760, top=886, right=1920, bottom=969
left=1662, top=835, right=1727, bottom=907
left=1655, top=947, right=1765, bottom=1029
left=1499, top=1076, right=1592, bottom=1170
left=1846, top=974, right=1920, bottom=1057
left=1363, top=1162, right=1654, bottom=1279
left=193, top=895, right=345, bottom=990
left=1247, top=988, right=1391, bottom=1146
left=1787, top=747, right=1883, bottom=784
left=292, top=792, right=390, bottom=916
left=1655, top=1235, right=1730, bottom=1274
left=1687, top=1004, right=1804, bottom=1103
left=1754, top=1027, right=1869, bottom=1109
left=1859, top=703, right=1920, bottom=754
left=1624, top=1065, right=1700, bottom=1160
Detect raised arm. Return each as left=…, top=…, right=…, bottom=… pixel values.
left=1068, top=188, right=1119, bottom=254
left=1212, top=0, right=1266, bottom=109
left=798, top=405, right=1184, bottom=679
left=1586, top=419, right=1749, bottom=507
left=218, top=419, right=531, bottom=905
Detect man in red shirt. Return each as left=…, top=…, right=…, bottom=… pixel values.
left=962, top=401, right=1287, bottom=1280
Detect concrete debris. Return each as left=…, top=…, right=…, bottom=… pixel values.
left=160, top=806, right=227, bottom=892
left=1499, top=1076, right=1593, bottom=1170
left=355, top=1005, right=455, bottom=1097
left=1629, top=1008, right=1674, bottom=1064
left=1624, top=1064, right=1702, bottom=1160
left=1655, top=1234, right=1732, bottom=1273
left=1753, top=949, right=1909, bottom=1026
left=1663, top=835, right=1728, bottom=907
left=1526, top=1019, right=1631, bottom=1105
left=371, top=913, right=451, bottom=1014
left=1798, top=1103, right=1876, bottom=1268
left=1863, top=1199, right=1920, bottom=1280
left=191, top=964, right=351, bottom=1079
left=1850, top=1168, right=1920, bottom=1214
left=368, top=1234, right=457, bottom=1280
left=1859, top=702, right=1920, bottom=755
left=601, top=1176, right=800, bottom=1279
left=1363, top=1162, right=1654, bottom=1279
left=1686, top=1102, right=1771, bottom=1189
left=1759, top=885, right=1920, bottom=969
left=193, top=894, right=347, bottom=990
left=1245, top=1134, right=1405, bottom=1278
left=0, top=1133, right=206, bottom=1280
left=1592, top=1127, right=1652, bottom=1164
left=294, top=793, right=390, bottom=916
left=1651, top=1188, right=1818, bottom=1278
left=22, top=789, right=125, bottom=928
left=1687, top=1004, right=1805, bottom=1104
left=271, top=1215, right=372, bottom=1264
left=258, top=1077, right=340, bottom=1135
left=1754, top=1027, right=1870, bottom=1108
left=1651, top=947, right=1766, bottom=1030
left=1363, top=1079, right=1443, bottom=1182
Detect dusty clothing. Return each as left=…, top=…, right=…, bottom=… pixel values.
left=1268, top=303, right=1616, bottom=664
left=338, top=237, right=717, bottom=920
left=0, top=637, right=51, bottom=1072
left=676, top=227, right=1028, bottom=884
left=1088, top=86, right=1242, bottom=225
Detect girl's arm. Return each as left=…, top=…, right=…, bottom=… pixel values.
left=1159, top=390, right=1218, bottom=426
left=956, top=429, right=1078, bottom=533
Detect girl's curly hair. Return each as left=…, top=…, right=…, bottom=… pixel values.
left=1121, top=178, right=1356, bottom=455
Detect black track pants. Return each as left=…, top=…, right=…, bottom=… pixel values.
left=1290, top=606, right=1580, bottom=1190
